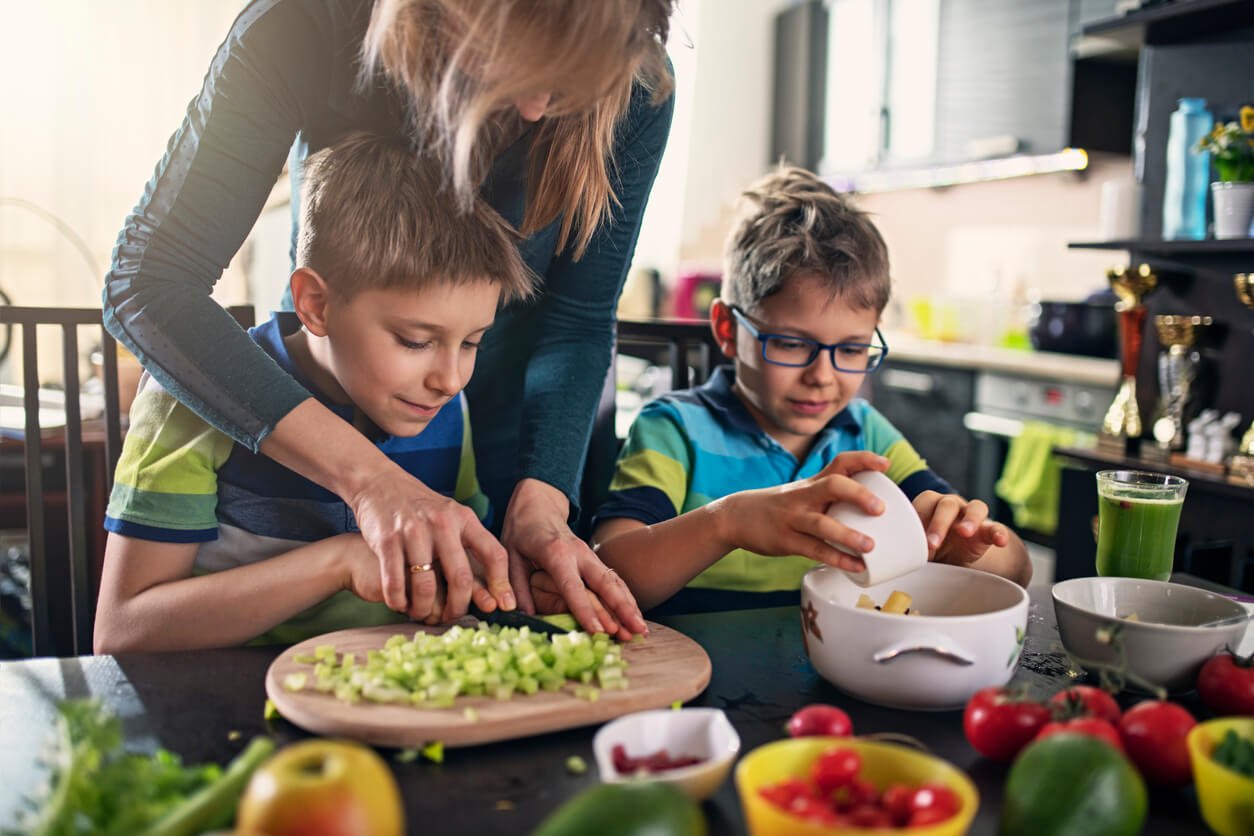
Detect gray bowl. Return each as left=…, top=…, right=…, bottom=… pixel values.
left=1052, top=577, right=1250, bottom=693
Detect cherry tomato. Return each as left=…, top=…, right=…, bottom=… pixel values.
left=963, top=687, right=1051, bottom=762
left=881, top=783, right=914, bottom=823
left=847, top=804, right=893, bottom=828
left=1048, top=685, right=1122, bottom=725
left=1197, top=651, right=1254, bottom=717
left=910, top=807, right=956, bottom=827
left=758, top=776, right=813, bottom=809
left=1036, top=717, right=1125, bottom=753
left=811, top=747, right=862, bottom=793
left=1118, top=700, right=1197, bottom=787
left=787, top=704, right=854, bottom=738
left=789, top=795, right=838, bottom=825
left=909, top=783, right=960, bottom=817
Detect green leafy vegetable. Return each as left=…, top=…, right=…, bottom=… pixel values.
left=1213, top=729, right=1254, bottom=778
left=10, top=700, right=272, bottom=836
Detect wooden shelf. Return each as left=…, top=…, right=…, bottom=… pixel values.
left=1055, top=445, right=1254, bottom=501
left=1067, top=237, right=1254, bottom=255
left=1079, top=0, right=1254, bottom=50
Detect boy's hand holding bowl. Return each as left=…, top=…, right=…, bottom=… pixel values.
left=712, top=452, right=891, bottom=573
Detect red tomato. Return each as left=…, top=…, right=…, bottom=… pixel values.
left=881, top=783, right=914, bottom=823
left=789, top=795, right=838, bottom=825
left=963, top=687, right=1051, bottom=762
left=1197, top=651, right=1254, bottom=717
left=910, top=807, right=956, bottom=827
left=1036, top=718, right=1125, bottom=754
left=847, top=804, right=893, bottom=828
left=810, top=747, right=862, bottom=793
left=1118, top=700, right=1197, bottom=787
left=1048, top=686, right=1122, bottom=725
left=758, top=777, right=813, bottom=809
left=787, top=704, right=854, bottom=738
left=909, top=783, right=960, bottom=817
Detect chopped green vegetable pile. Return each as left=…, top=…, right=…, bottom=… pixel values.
left=1213, top=729, right=1254, bottom=778
left=8, top=699, right=273, bottom=836
left=288, top=623, right=628, bottom=708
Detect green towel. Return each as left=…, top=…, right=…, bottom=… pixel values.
left=995, top=421, right=1094, bottom=535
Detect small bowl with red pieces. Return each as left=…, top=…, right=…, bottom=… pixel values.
left=592, top=707, right=740, bottom=801
left=735, top=737, right=978, bottom=835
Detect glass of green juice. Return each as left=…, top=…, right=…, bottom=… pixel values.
left=1095, top=470, right=1188, bottom=581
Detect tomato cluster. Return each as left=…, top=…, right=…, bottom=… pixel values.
left=757, top=746, right=961, bottom=829
left=610, top=744, right=704, bottom=775
left=963, top=684, right=1201, bottom=787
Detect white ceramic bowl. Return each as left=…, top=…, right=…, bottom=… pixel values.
left=1052, top=576, right=1250, bottom=693
left=824, top=470, right=928, bottom=587
left=592, top=708, right=740, bottom=801
left=800, top=562, right=1030, bottom=710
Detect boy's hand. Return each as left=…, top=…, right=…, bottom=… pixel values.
left=717, top=451, right=889, bottom=570
left=912, top=491, right=1010, bottom=566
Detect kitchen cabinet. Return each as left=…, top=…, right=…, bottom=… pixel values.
left=814, top=0, right=1131, bottom=174
left=869, top=360, right=975, bottom=498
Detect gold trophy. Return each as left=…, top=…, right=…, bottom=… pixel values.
left=1150, top=315, right=1212, bottom=458
left=1231, top=274, right=1254, bottom=485
left=1099, top=264, right=1158, bottom=455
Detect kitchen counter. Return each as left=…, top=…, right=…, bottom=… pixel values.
left=883, top=333, right=1120, bottom=386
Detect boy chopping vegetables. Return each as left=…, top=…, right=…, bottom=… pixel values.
left=587, top=166, right=1032, bottom=613
left=94, top=133, right=535, bottom=651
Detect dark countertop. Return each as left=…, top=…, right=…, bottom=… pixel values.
left=0, top=585, right=1223, bottom=835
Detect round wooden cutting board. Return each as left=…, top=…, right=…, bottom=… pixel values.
left=265, top=621, right=712, bottom=748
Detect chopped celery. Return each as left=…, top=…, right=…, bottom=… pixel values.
left=294, top=622, right=628, bottom=710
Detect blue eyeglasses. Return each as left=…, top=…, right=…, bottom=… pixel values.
left=730, top=306, right=889, bottom=373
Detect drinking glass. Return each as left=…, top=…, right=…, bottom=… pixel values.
left=1095, top=470, right=1188, bottom=581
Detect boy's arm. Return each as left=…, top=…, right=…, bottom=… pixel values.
left=913, top=490, right=1034, bottom=587
left=594, top=453, right=888, bottom=611
left=93, top=532, right=375, bottom=653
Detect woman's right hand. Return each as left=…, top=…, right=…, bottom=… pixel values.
left=714, top=451, right=889, bottom=570
left=347, top=461, right=514, bottom=622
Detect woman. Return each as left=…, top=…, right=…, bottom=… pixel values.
left=102, top=0, right=674, bottom=637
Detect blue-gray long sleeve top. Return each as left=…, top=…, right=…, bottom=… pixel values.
left=103, top=0, right=673, bottom=518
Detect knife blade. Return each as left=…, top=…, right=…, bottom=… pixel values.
left=468, top=603, right=571, bottom=636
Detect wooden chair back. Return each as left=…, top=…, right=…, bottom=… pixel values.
left=0, top=304, right=254, bottom=657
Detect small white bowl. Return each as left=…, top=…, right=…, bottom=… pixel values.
left=801, top=562, right=1030, bottom=710
left=825, top=470, right=928, bottom=587
left=1052, top=576, right=1250, bottom=693
left=592, top=708, right=740, bottom=801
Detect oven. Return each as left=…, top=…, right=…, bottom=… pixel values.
left=963, top=371, right=1116, bottom=573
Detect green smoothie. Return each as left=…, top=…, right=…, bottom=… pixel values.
left=1094, top=471, right=1187, bottom=581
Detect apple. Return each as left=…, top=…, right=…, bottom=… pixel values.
left=236, top=739, right=404, bottom=836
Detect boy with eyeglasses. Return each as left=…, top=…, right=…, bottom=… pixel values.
left=588, top=166, right=1030, bottom=614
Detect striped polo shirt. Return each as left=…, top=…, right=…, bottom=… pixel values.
left=594, top=366, right=950, bottom=604
left=104, top=312, right=489, bottom=644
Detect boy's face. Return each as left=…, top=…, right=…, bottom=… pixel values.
left=315, top=279, right=500, bottom=438
left=727, top=272, right=880, bottom=456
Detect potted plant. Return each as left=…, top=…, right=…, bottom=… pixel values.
left=1195, top=105, right=1254, bottom=239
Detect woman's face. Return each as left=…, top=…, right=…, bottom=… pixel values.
left=513, top=92, right=552, bottom=122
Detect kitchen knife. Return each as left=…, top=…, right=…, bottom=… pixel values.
left=468, top=603, right=571, bottom=636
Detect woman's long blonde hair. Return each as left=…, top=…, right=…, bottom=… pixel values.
left=362, top=0, right=674, bottom=259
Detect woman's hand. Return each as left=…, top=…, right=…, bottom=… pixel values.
left=347, top=460, right=514, bottom=622
left=714, top=451, right=889, bottom=571
left=912, top=491, right=1010, bottom=566
left=501, top=479, right=645, bottom=641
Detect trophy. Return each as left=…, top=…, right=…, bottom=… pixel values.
left=1099, top=264, right=1159, bottom=455
left=1150, top=315, right=1212, bottom=457
left=1231, top=273, right=1254, bottom=485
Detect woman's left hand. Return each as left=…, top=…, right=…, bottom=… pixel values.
left=501, top=479, right=646, bottom=641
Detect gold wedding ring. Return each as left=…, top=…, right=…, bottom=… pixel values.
left=410, top=562, right=433, bottom=575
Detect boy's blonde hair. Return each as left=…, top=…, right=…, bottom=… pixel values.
left=296, top=132, right=533, bottom=302
left=722, top=166, right=890, bottom=314
left=362, top=0, right=675, bottom=260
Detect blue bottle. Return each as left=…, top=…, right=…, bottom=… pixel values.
left=1162, top=98, right=1213, bottom=240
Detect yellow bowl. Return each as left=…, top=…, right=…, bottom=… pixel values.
left=735, top=737, right=978, bottom=836
left=1187, top=717, right=1254, bottom=836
